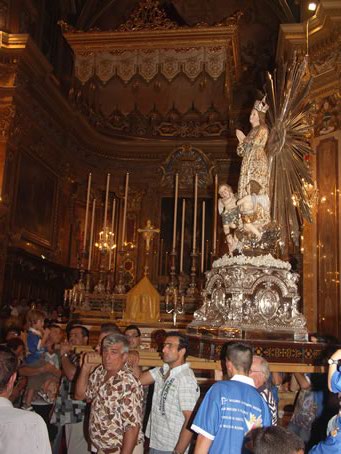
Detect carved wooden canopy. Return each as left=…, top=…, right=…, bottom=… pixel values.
left=62, top=0, right=241, bottom=140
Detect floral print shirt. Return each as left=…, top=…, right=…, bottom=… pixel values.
left=85, top=363, right=143, bottom=453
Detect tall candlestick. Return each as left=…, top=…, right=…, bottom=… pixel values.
left=172, top=173, right=179, bottom=250
left=108, top=198, right=116, bottom=270
left=159, top=238, right=164, bottom=274
left=213, top=174, right=218, bottom=254
left=192, top=174, right=198, bottom=252
left=201, top=201, right=206, bottom=273
left=103, top=173, right=110, bottom=231
left=121, top=172, right=129, bottom=248
left=205, top=239, right=209, bottom=271
left=88, top=198, right=96, bottom=271
left=165, top=251, right=169, bottom=275
left=179, top=199, right=186, bottom=273
left=83, top=173, right=92, bottom=251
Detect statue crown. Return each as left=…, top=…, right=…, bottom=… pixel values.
left=253, top=96, right=269, bottom=113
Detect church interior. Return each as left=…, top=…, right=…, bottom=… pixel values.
left=0, top=0, right=341, bottom=373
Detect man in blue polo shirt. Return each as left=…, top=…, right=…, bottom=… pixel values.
left=192, top=342, right=271, bottom=453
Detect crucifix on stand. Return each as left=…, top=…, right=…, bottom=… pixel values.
left=138, top=220, right=160, bottom=276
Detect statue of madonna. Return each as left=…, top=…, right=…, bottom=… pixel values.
left=235, top=98, right=271, bottom=233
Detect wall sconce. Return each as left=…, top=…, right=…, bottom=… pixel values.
left=308, top=2, right=317, bottom=11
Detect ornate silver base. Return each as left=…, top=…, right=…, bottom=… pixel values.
left=189, top=254, right=308, bottom=341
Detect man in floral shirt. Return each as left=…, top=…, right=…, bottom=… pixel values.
left=75, top=333, right=143, bottom=453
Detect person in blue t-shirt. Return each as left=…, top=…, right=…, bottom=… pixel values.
left=191, top=342, right=271, bottom=453
left=328, top=348, right=341, bottom=393
left=310, top=349, right=341, bottom=453
left=308, top=415, right=341, bottom=454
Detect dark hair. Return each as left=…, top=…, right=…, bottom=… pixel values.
left=151, top=329, right=167, bottom=352
left=225, top=342, right=253, bottom=374
left=48, top=324, right=62, bottom=331
left=67, top=324, right=89, bottom=340
left=251, top=426, right=304, bottom=454
left=0, top=346, right=18, bottom=392
left=5, top=326, right=21, bottom=338
left=165, top=331, right=190, bottom=357
left=101, top=323, right=121, bottom=334
left=124, top=325, right=141, bottom=337
left=6, top=337, right=25, bottom=352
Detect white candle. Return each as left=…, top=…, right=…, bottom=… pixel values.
left=108, top=198, right=116, bottom=270
left=213, top=174, right=218, bottom=254
left=103, top=173, right=110, bottom=232
left=88, top=198, right=96, bottom=270
left=180, top=199, right=186, bottom=273
left=201, top=201, right=206, bottom=273
left=172, top=173, right=179, bottom=250
left=83, top=173, right=92, bottom=251
left=121, top=173, right=129, bottom=248
left=192, top=174, right=198, bottom=251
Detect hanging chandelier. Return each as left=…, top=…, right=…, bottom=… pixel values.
left=95, top=226, right=116, bottom=253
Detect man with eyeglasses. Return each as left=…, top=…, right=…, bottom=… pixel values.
left=140, top=331, right=200, bottom=454
left=249, top=355, right=278, bottom=425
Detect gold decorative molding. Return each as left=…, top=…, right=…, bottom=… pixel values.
left=118, top=0, right=178, bottom=31
left=62, top=3, right=241, bottom=142
left=276, top=1, right=341, bottom=98
left=62, top=2, right=241, bottom=87
left=0, top=31, right=29, bottom=49
left=160, top=144, right=213, bottom=192
left=78, top=102, right=228, bottom=139
left=314, top=93, right=341, bottom=136
left=277, top=1, right=341, bottom=60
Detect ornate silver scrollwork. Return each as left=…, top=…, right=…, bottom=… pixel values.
left=191, top=254, right=307, bottom=338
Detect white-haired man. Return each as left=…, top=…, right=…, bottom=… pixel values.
left=250, top=355, right=278, bottom=425
left=75, top=333, right=143, bottom=453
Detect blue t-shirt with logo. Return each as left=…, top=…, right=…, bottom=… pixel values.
left=331, top=371, right=341, bottom=393
left=192, top=378, right=271, bottom=453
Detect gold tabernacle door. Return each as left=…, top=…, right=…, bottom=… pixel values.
left=123, top=276, right=161, bottom=323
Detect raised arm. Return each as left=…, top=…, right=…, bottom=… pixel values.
left=60, top=343, right=77, bottom=380
left=328, top=349, right=341, bottom=391
left=74, top=352, right=99, bottom=400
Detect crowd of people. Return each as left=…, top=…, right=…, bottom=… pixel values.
left=0, top=305, right=341, bottom=454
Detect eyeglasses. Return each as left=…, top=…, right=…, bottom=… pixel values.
left=250, top=369, right=264, bottom=374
